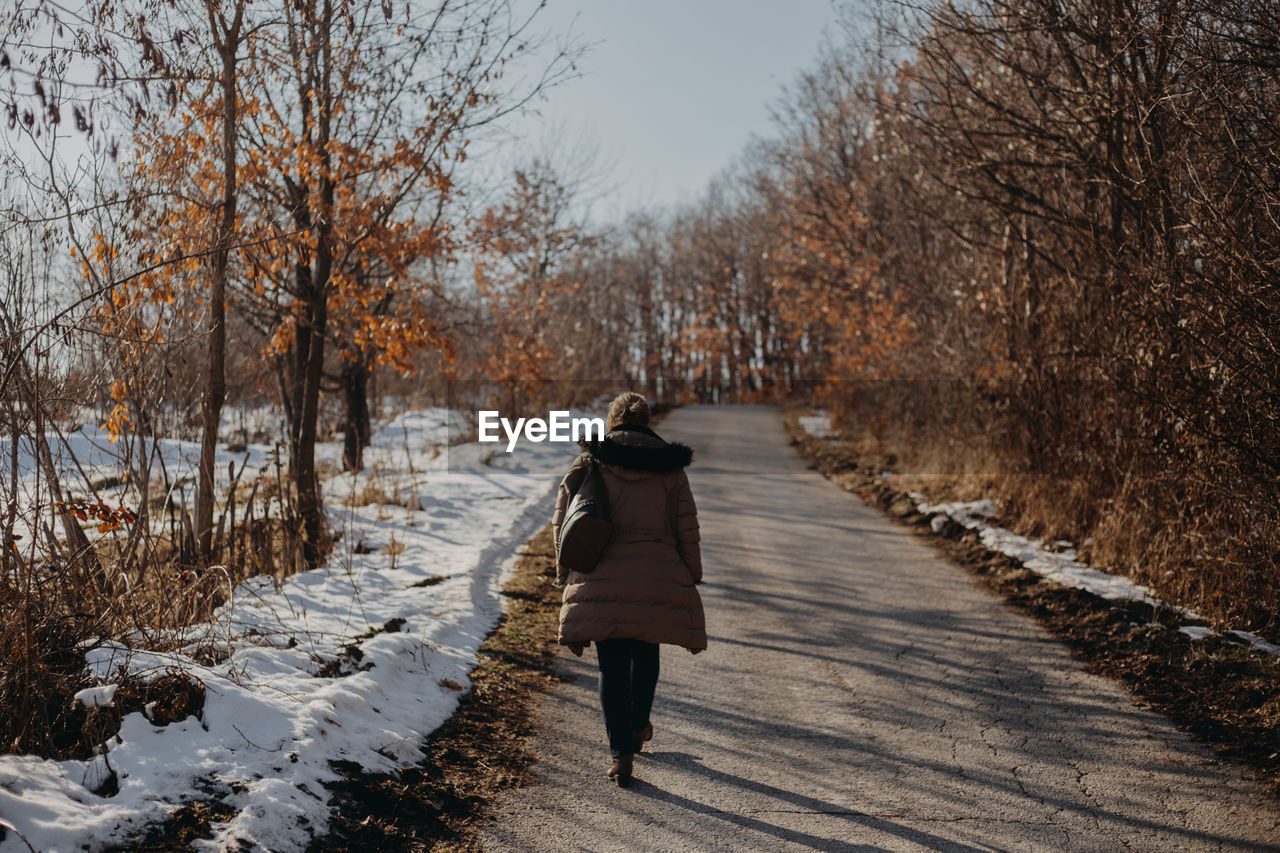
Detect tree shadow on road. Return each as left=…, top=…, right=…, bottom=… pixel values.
left=631, top=750, right=992, bottom=853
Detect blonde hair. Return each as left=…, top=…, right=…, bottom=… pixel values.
left=607, top=391, right=651, bottom=430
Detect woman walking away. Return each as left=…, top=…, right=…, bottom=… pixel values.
left=553, top=392, right=706, bottom=788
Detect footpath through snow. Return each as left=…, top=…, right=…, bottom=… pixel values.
left=0, top=409, right=579, bottom=852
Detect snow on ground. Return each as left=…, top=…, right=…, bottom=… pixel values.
left=917, top=499, right=1172, bottom=609
left=0, top=409, right=285, bottom=548
left=915, top=498, right=1279, bottom=657
left=798, top=411, right=834, bottom=439
left=1, top=407, right=473, bottom=548
left=1227, top=630, right=1280, bottom=656
left=0, top=408, right=584, bottom=853
left=358, top=408, right=472, bottom=455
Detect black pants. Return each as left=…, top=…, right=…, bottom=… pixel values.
left=595, top=638, right=660, bottom=758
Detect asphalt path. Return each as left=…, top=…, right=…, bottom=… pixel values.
left=479, top=405, right=1280, bottom=852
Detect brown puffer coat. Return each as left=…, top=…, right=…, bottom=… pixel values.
left=553, top=424, right=706, bottom=651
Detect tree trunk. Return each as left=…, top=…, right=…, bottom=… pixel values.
left=341, top=354, right=372, bottom=472
left=293, top=269, right=330, bottom=567
left=290, top=0, right=336, bottom=568
left=195, top=6, right=244, bottom=562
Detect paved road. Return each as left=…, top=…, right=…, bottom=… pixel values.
left=479, top=406, right=1280, bottom=852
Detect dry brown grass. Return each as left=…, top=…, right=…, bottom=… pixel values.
left=0, top=477, right=330, bottom=761
left=794, top=403, right=1280, bottom=637
left=343, top=482, right=409, bottom=509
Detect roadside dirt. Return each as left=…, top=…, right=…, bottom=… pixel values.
left=310, top=525, right=564, bottom=853
left=784, top=412, right=1280, bottom=799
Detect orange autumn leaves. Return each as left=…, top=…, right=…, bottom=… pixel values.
left=237, top=87, right=459, bottom=372
left=471, top=163, right=594, bottom=408
left=91, top=60, right=458, bottom=427
left=53, top=499, right=138, bottom=534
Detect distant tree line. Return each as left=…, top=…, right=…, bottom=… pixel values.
left=501, top=0, right=1279, bottom=631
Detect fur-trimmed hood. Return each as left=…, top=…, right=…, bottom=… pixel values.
left=579, top=424, right=693, bottom=473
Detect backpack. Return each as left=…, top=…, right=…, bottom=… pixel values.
left=557, top=460, right=613, bottom=574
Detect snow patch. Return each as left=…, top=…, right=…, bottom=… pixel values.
left=915, top=496, right=1278, bottom=657
left=0, top=409, right=581, bottom=853
left=917, top=499, right=1174, bottom=610
left=798, top=412, right=834, bottom=438
left=1227, top=630, right=1280, bottom=657
left=72, top=685, right=117, bottom=709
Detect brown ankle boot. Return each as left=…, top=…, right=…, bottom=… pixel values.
left=606, top=754, right=634, bottom=787
left=631, top=724, right=653, bottom=754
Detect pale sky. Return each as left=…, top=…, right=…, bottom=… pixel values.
left=507, top=1, right=843, bottom=220
left=2, top=1, right=845, bottom=229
